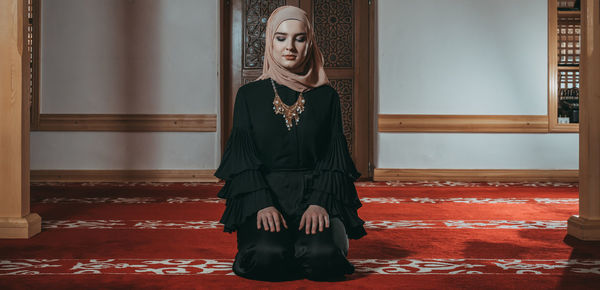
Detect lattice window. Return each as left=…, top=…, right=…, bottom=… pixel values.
left=558, top=70, right=579, bottom=100
left=557, top=15, right=580, bottom=66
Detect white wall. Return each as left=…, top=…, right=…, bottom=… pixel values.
left=377, top=0, right=579, bottom=170
left=31, top=0, right=220, bottom=170
left=379, top=133, right=578, bottom=169
left=32, top=0, right=578, bottom=172
left=31, top=132, right=216, bottom=170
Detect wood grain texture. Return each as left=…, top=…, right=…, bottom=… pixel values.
left=0, top=213, right=41, bottom=239
left=35, top=114, right=217, bottom=132
left=378, top=115, right=549, bottom=133
left=1, top=0, right=29, bottom=217
left=31, top=170, right=219, bottom=183
left=0, top=0, right=41, bottom=238
left=577, top=0, right=600, bottom=219
left=374, top=168, right=578, bottom=182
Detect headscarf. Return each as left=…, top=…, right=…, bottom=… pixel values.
left=256, top=6, right=329, bottom=92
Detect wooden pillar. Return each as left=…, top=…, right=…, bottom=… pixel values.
left=0, top=0, right=41, bottom=239
left=568, top=0, right=600, bottom=240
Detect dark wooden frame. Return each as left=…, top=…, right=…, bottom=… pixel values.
left=29, top=0, right=40, bottom=129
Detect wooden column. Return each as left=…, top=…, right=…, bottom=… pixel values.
left=567, top=0, right=600, bottom=240
left=0, top=0, right=41, bottom=239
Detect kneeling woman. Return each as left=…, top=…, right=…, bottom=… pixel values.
left=215, top=5, right=366, bottom=281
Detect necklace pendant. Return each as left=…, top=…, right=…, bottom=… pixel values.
left=271, top=79, right=305, bottom=131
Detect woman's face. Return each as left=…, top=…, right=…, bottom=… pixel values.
left=272, top=20, right=308, bottom=73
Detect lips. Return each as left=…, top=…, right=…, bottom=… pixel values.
left=284, top=55, right=296, bottom=60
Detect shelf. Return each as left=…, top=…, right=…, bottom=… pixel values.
left=558, top=65, right=579, bottom=70
left=558, top=10, right=581, bottom=17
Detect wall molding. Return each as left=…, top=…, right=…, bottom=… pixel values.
left=31, top=170, right=219, bottom=182
left=373, top=168, right=578, bottom=182
left=33, top=114, right=217, bottom=132
left=30, top=169, right=578, bottom=183
left=378, top=115, right=550, bottom=133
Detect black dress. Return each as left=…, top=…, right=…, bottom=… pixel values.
left=215, top=78, right=366, bottom=280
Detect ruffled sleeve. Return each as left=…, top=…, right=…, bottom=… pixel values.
left=306, top=89, right=366, bottom=239
left=214, top=89, right=273, bottom=233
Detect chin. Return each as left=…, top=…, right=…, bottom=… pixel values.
left=281, top=63, right=300, bottom=71
left=275, top=58, right=303, bottom=72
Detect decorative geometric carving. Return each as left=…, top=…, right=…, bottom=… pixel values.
left=329, top=79, right=353, bottom=154
left=244, top=0, right=284, bottom=69
left=314, top=0, right=353, bottom=67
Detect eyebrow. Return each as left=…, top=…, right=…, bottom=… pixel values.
left=274, top=32, right=307, bottom=36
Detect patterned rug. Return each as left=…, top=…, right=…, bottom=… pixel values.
left=1, top=182, right=599, bottom=289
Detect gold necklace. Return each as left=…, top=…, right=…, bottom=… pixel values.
left=271, top=79, right=305, bottom=131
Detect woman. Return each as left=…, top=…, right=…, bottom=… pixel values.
left=215, top=5, right=365, bottom=281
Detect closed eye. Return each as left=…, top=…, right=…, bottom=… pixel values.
left=274, top=33, right=307, bottom=42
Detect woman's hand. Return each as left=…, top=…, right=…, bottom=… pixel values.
left=299, top=205, right=329, bottom=235
left=257, top=206, right=288, bottom=232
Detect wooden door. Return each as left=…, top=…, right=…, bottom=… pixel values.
left=220, top=0, right=371, bottom=178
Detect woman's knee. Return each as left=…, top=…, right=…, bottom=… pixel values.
left=302, top=242, right=342, bottom=264
left=299, top=243, right=354, bottom=280
left=233, top=243, right=294, bottom=280
left=254, top=243, right=291, bottom=266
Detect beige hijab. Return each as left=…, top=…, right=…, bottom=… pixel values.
left=257, top=6, right=329, bottom=92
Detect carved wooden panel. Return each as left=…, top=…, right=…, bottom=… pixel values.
left=313, top=0, right=353, bottom=68
left=329, top=79, right=353, bottom=154
left=227, top=0, right=370, bottom=176
left=244, top=0, right=285, bottom=69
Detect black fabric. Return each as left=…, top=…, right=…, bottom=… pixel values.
left=232, top=171, right=352, bottom=281
left=264, top=171, right=313, bottom=220
left=234, top=214, right=353, bottom=281
left=215, top=78, right=366, bottom=239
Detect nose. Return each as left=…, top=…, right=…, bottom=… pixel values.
left=285, top=38, right=296, bottom=52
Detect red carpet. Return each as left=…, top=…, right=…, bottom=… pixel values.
left=1, top=181, right=599, bottom=289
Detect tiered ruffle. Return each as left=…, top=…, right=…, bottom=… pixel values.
left=307, top=133, right=366, bottom=239
left=215, top=128, right=273, bottom=232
